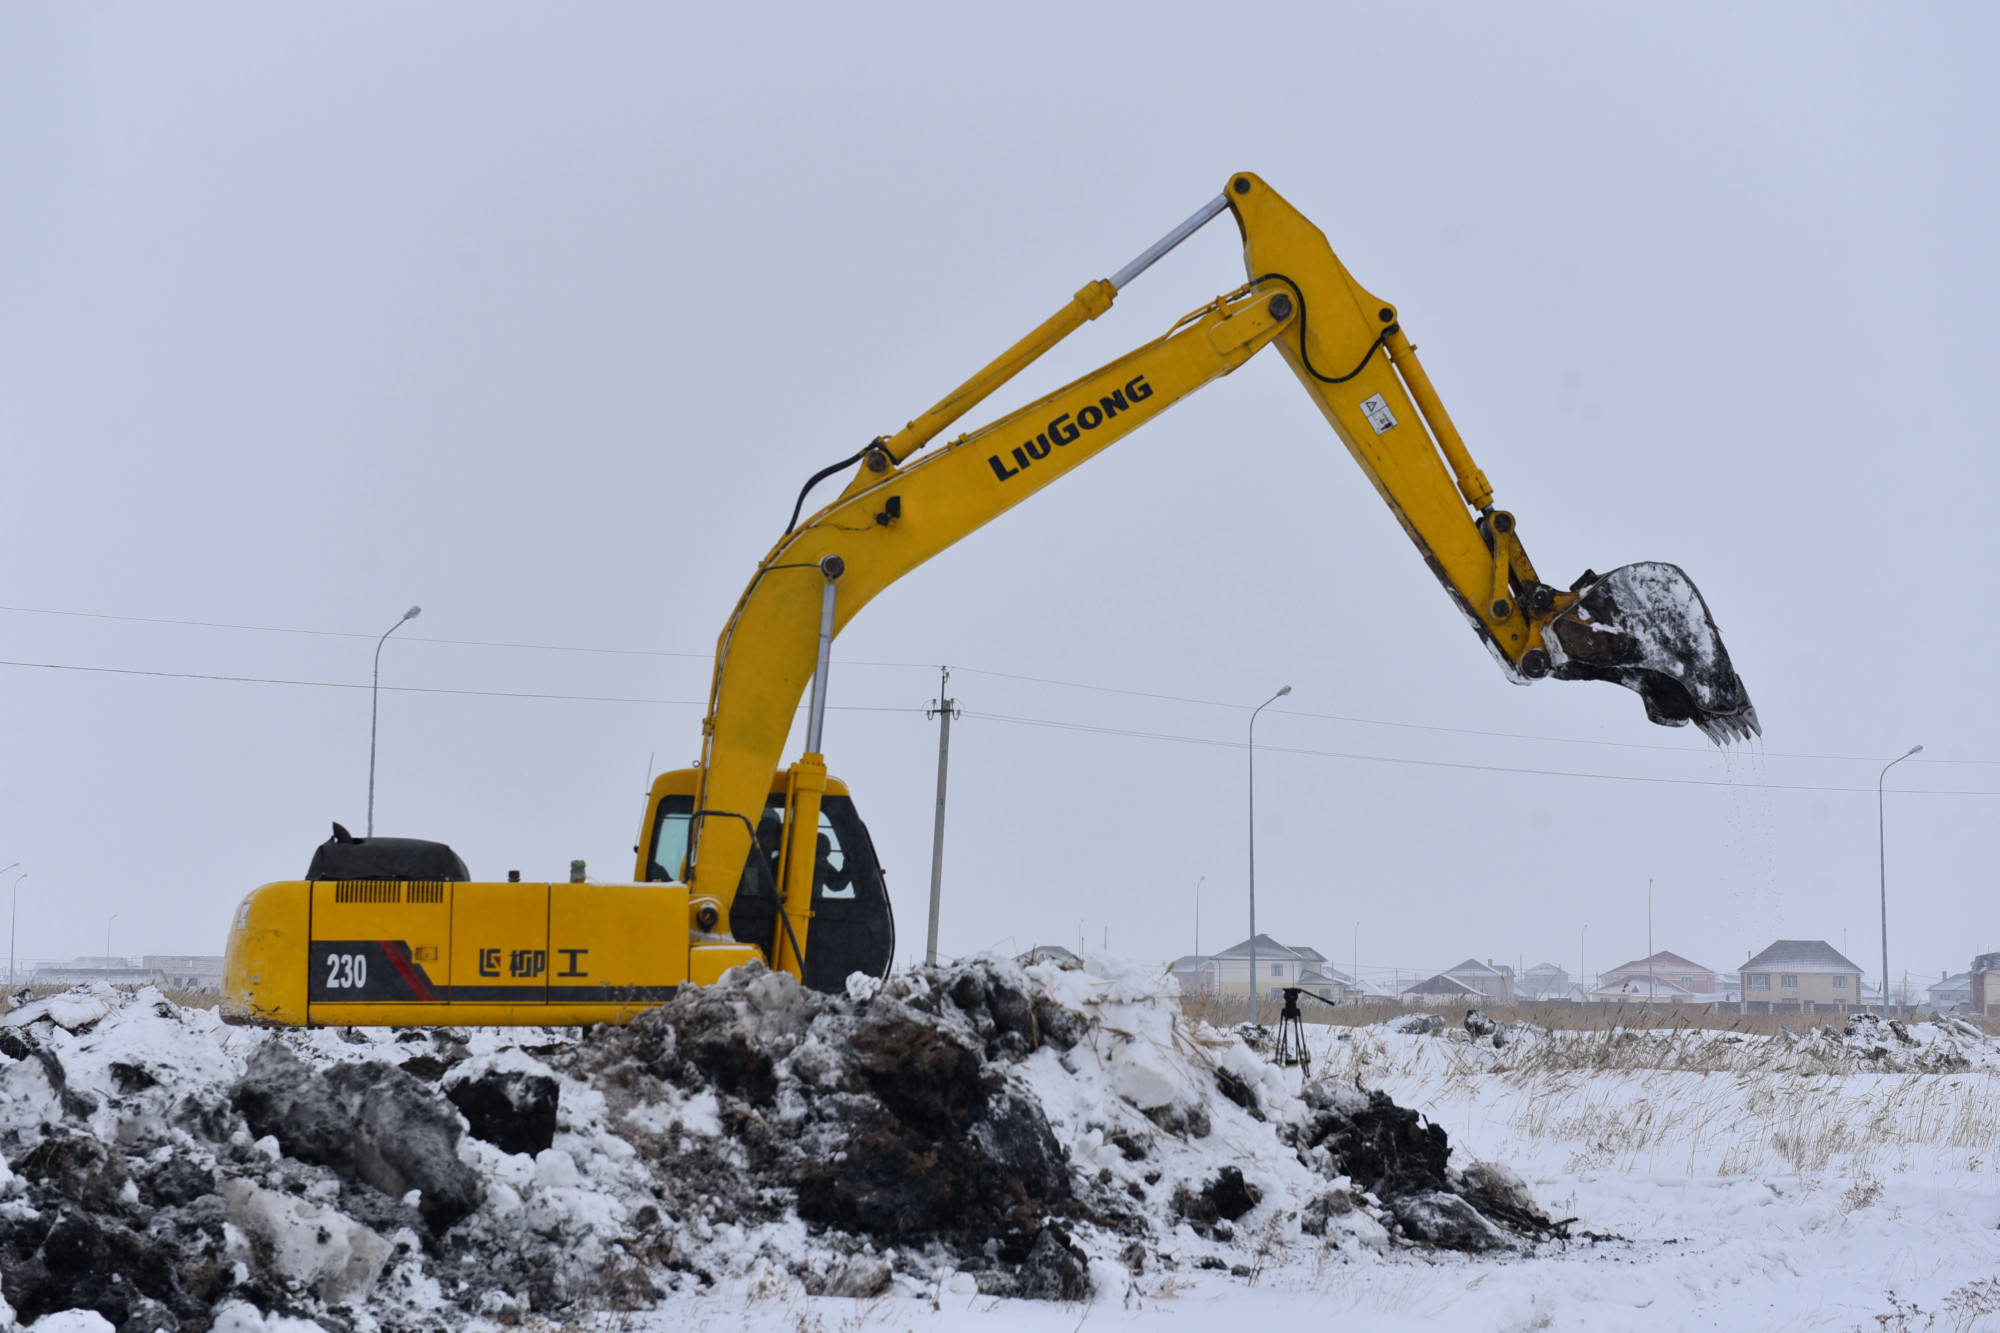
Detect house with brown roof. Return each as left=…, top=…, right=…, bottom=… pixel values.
left=1590, top=972, right=1703, bottom=1004
left=1741, top=940, right=1864, bottom=1011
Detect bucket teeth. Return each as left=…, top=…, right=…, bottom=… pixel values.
left=1694, top=702, right=1763, bottom=747
left=1543, top=562, right=1758, bottom=747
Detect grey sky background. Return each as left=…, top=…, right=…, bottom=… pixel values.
left=2, top=4, right=1994, bottom=992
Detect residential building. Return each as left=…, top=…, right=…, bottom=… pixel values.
left=1441, top=958, right=1515, bottom=1003
left=30, top=957, right=167, bottom=987
left=1740, top=940, right=1864, bottom=1010
left=1590, top=973, right=1703, bottom=1004
left=1167, top=954, right=1218, bottom=995
left=1969, top=953, right=2000, bottom=1018
left=1295, top=967, right=1353, bottom=1003
left=144, top=955, right=225, bottom=990
left=1593, top=951, right=1724, bottom=1004
left=1172, top=935, right=1338, bottom=1001
left=1401, top=972, right=1483, bottom=1003
left=1520, top=962, right=1573, bottom=1000
left=1924, top=973, right=1972, bottom=1014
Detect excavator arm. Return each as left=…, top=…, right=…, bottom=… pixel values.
left=682, top=172, right=1758, bottom=963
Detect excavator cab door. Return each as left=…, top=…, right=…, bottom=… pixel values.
left=644, top=791, right=894, bottom=992
left=798, top=796, right=895, bottom=993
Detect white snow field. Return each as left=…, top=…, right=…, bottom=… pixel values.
left=3, top=958, right=1997, bottom=1333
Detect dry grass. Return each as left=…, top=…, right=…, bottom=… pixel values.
left=1178, top=993, right=1999, bottom=1038
left=5, top=984, right=221, bottom=1011
left=1310, top=1020, right=2000, bottom=1183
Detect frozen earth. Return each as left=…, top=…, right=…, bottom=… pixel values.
left=2, top=956, right=1998, bottom=1332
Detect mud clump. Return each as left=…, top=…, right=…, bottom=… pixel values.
left=1173, top=1165, right=1261, bottom=1239
left=234, top=1042, right=482, bottom=1232
left=442, top=1063, right=559, bottom=1158
left=1299, top=1085, right=1450, bottom=1200
left=1286, top=1081, right=1554, bottom=1251
left=1, top=1149, right=241, bottom=1331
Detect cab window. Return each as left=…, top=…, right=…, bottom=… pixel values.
left=814, top=809, right=855, bottom=899
left=817, top=795, right=883, bottom=905
left=647, top=796, right=693, bottom=882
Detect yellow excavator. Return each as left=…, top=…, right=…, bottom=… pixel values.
left=221, top=172, right=1757, bottom=1027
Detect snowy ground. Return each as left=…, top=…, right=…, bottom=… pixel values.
left=653, top=1008, right=2000, bottom=1333
left=4, top=961, right=1998, bottom=1333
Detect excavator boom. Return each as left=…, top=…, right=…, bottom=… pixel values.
left=682, top=173, right=1758, bottom=947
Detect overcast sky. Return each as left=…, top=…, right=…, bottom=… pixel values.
left=3, top=4, right=1995, bottom=993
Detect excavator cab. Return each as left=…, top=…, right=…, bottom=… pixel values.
left=638, top=768, right=895, bottom=993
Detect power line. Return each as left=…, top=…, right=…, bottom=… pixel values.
left=0, top=604, right=713, bottom=661
left=4, top=654, right=1986, bottom=798
left=961, top=710, right=2000, bottom=799
left=0, top=658, right=914, bottom=712
left=3, top=600, right=1990, bottom=767
left=936, top=664, right=1996, bottom=766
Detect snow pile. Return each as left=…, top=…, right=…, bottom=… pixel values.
left=0, top=962, right=1552, bottom=1330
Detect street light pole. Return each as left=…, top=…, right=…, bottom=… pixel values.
left=1247, top=684, right=1291, bottom=1026
left=4, top=866, right=22, bottom=991
left=1647, top=877, right=1654, bottom=1005
left=1580, top=923, right=1588, bottom=1002
left=367, top=605, right=422, bottom=837
left=1193, top=875, right=1204, bottom=960
left=1878, top=744, right=1922, bottom=1018
left=106, top=912, right=119, bottom=970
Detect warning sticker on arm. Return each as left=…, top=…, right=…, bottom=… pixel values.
left=1360, top=394, right=1398, bottom=434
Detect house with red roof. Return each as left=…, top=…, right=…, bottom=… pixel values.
left=1590, top=950, right=1726, bottom=1004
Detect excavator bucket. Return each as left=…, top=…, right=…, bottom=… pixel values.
left=1543, top=562, right=1760, bottom=745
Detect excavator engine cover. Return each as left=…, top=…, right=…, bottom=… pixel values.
left=305, top=825, right=470, bottom=883
left=1543, top=562, right=1760, bottom=745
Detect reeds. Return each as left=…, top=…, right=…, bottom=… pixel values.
left=1178, top=993, right=1998, bottom=1038
left=1307, top=1020, right=2000, bottom=1184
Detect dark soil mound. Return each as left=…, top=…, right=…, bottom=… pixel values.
left=574, top=960, right=1083, bottom=1297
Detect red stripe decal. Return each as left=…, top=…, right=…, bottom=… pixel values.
left=378, top=940, right=438, bottom=1002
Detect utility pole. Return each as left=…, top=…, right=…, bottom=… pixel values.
left=924, top=668, right=959, bottom=967
left=1647, top=878, right=1654, bottom=1007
